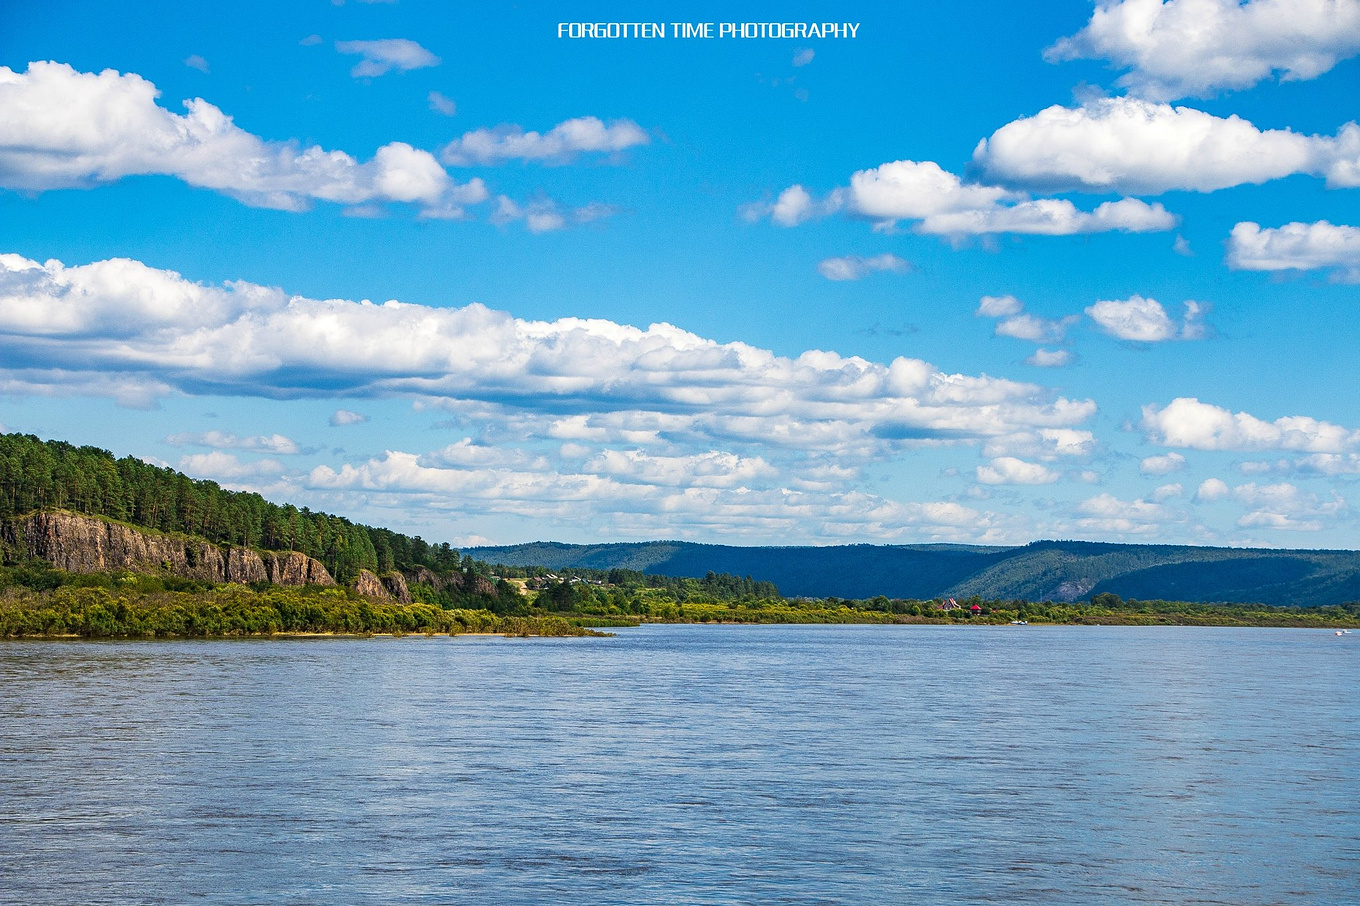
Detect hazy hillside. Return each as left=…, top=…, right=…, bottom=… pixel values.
left=470, top=539, right=1360, bottom=606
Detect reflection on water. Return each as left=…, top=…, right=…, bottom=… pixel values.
left=1, top=625, right=1356, bottom=904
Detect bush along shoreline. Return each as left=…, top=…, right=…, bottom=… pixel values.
left=0, top=583, right=608, bottom=639
left=1, top=568, right=1358, bottom=639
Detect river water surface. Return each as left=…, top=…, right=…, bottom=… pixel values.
left=1, top=624, right=1357, bottom=904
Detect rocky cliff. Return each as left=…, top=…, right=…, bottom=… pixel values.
left=407, top=565, right=496, bottom=597
left=3, top=511, right=337, bottom=589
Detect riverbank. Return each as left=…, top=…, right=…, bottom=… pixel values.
left=0, top=585, right=607, bottom=639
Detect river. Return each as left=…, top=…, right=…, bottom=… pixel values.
left=1, top=624, right=1356, bottom=904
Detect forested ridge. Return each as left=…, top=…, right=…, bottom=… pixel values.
left=473, top=537, right=1360, bottom=606
left=0, top=433, right=461, bottom=582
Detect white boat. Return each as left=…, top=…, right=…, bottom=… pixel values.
left=1010, top=619, right=1028, bottom=625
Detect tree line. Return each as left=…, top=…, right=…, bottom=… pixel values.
left=0, top=433, right=464, bottom=582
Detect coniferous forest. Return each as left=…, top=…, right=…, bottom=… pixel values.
left=0, top=432, right=460, bottom=583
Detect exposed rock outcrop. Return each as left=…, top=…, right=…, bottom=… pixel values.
left=466, top=574, right=497, bottom=597
left=262, top=550, right=335, bottom=587
left=404, top=565, right=495, bottom=597
left=352, top=569, right=392, bottom=600
left=3, top=511, right=334, bottom=588
left=380, top=571, right=412, bottom=604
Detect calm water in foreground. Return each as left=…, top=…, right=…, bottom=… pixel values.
left=1, top=624, right=1357, bottom=905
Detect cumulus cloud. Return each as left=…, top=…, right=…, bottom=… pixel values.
left=0, top=253, right=1097, bottom=464
left=0, top=61, right=487, bottom=216
left=1086, top=295, right=1207, bottom=341
left=1076, top=491, right=1181, bottom=534
left=1143, top=398, right=1360, bottom=452
left=1193, top=477, right=1344, bottom=532
left=977, top=295, right=1078, bottom=343
left=977, top=295, right=1023, bottom=318
left=165, top=430, right=310, bottom=455
left=329, top=409, right=368, bottom=426
left=335, top=39, right=440, bottom=78
left=972, top=96, right=1360, bottom=194
left=1025, top=349, right=1073, bottom=368
left=1190, top=477, right=1345, bottom=532
left=1140, top=452, right=1187, bottom=475
left=1196, top=477, right=1231, bottom=501
left=428, top=91, right=456, bottom=116
left=179, top=451, right=287, bottom=481
left=1227, top=220, right=1360, bottom=280
left=490, top=195, right=619, bottom=233
left=183, top=55, right=209, bottom=73
left=752, top=158, right=1175, bottom=237
left=982, top=428, right=1097, bottom=461
left=304, top=448, right=1014, bottom=543
left=817, top=253, right=909, bottom=281
left=1151, top=483, right=1183, bottom=501
left=976, top=456, right=1060, bottom=485
left=1232, top=481, right=1347, bottom=530
left=1046, top=0, right=1360, bottom=100
left=440, top=116, right=649, bottom=165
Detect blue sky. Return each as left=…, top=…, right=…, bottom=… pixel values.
left=2, top=0, right=1360, bottom=548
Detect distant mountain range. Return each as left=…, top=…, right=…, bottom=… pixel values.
left=468, top=540, right=1360, bottom=606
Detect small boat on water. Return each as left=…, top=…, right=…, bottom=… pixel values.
left=1010, top=619, right=1028, bottom=625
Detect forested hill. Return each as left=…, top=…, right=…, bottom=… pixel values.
left=469, top=539, right=1360, bottom=606
left=0, top=433, right=463, bottom=583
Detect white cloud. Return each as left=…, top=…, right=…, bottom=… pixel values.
left=584, top=449, right=778, bottom=488
left=1046, top=0, right=1360, bottom=100
left=179, top=451, right=286, bottom=480
left=754, top=157, right=1175, bottom=236
left=428, top=91, right=456, bottom=116
left=330, top=409, right=368, bottom=426
left=335, top=39, right=440, bottom=78
left=165, top=431, right=309, bottom=455
left=1240, top=453, right=1360, bottom=476
left=1196, top=478, right=1231, bottom=501
left=982, top=428, right=1097, bottom=460
left=977, top=295, right=1023, bottom=318
left=972, top=96, right=1360, bottom=194
left=976, top=456, right=1060, bottom=485
left=304, top=449, right=1018, bottom=543
left=1143, top=398, right=1360, bottom=452
left=490, top=196, right=619, bottom=233
left=1086, top=295, right=1206, bottom=341
left=757, top=185, right=819, bottom=226
left=1227, top=220, right=1360, bottom=280
left=817, top=253, right=909, bottom=281
left=995, top=313, right=1078, bottom=343
left=1141, top=451, right=1187, bottom=475
left=977, top=294, right=1078, bottom=343
left=1232, top=481, right=1347, bottom=531
left=440, top=116, right=649, bottom=165
left=1076, top=491, right=1180, bottom=534
left=0, top=62, right=487, bottom=216
left=1193, top=475, right=1347, bottom=530
left=0, top=253, right=1098, bottom=461
left=793, top=48, right=816, bottom=66
left=183, top=55, right=209, bottom=74
left=1151, top=483, right=1183, bottom=501
left=1026, top=349, right=1073, bottom=368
